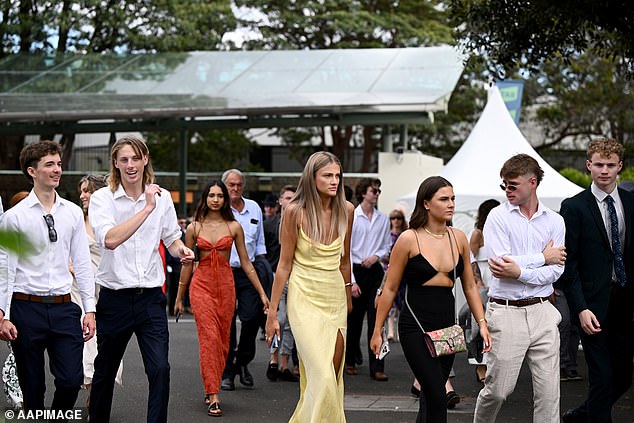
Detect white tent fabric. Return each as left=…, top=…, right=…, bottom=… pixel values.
left=398, top=85, right=583, bottom=233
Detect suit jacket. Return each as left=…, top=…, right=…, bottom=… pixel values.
left=559, top=187, right=634, bottom=324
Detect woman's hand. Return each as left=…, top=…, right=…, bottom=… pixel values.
left=479, top=322, right=493, bottom=353
left=265, top=314, right=280, bottom=348
left=260, top=293, right=271, bottom=314
left=369, top=330, right=383, bottom=356
left=174, top=300, right=183, bottom=318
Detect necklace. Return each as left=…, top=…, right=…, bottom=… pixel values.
left=423, top=226, right=447, bottom=239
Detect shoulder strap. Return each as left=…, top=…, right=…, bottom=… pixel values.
left=405, top=285, right=427, bottom=334
left=412, top=228, right=422, bottom=255
left=448, top=228, right=458, bottom=323
left=404, top=228, right=459, bottom=334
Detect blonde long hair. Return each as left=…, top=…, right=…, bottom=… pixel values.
left=284, top=152, right=348, bottom=245
left=107, top=135, right=155, bottom=192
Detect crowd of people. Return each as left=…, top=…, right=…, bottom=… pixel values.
left=0, top=135, right=631, bottom=423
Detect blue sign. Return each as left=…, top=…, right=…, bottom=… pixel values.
left=496, top=80, right=524, bottom=125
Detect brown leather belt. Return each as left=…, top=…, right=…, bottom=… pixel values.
left=489, top=297, right=549, bottom=307
left=13, top=293, right=71, bottom=304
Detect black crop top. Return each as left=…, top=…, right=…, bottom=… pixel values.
left=401, top=230, right=465, bottom=287
left=401, top=253, right=464, bottom=287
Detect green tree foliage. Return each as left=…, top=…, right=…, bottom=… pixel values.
left=235, top=0, right=453, bottom=50
left=560, top=168, right=592, bottom=188
left=0, top=1, right=243, bottom=171
left=146, top=129, right=260, bottom=173
left=522, top=53, right=634, bottom=149
left=448, top=0, right=634, bottom=79
left=0, top=1, right=233, bottom=55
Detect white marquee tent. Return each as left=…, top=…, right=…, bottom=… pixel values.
left=398, top=85, right=583, bottom=234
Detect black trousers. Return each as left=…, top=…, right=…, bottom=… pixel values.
left=11, top=299, right=83, bottom=412
left=223, top=267, right=262, bottom=378
left=573, top=285, right=634, bottom=422
left=400, top=286, right=456, bottom=423
left=345, top=262, right=385, bottom=374
left=89, top=287, right=170, bottom=423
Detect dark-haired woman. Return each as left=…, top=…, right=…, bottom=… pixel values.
left=468, top=199, right=500, bottom=383
left=175, top=180, right=269, bottom=417
left=371, top=176, right=492, bottom=423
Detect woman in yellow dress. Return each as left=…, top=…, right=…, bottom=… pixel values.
left=266, top=151, right=354, bottom=422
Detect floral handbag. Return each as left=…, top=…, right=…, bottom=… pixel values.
left=405, top=229, right=466, bottom=357
left=3, top=343, right=23, bottom=410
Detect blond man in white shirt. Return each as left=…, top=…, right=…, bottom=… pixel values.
left=474, top=154, right=567, bottom=423
left=87, top=135, right=193, bottom=423
left=0, top=140, right=96, bottom=412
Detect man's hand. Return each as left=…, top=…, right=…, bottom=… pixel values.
left=361, top=255, right=379, bottom=268
left=542, top=240, right=567, bottom=265
left=178, top=245, right=195, bottom=265
left=0, top=320, right=17, bottom=341
left=488, top=256, right=521, bottom=279
left=578, top=309, right=601, bottom=335
left=83, top=312, right=96, bottom=341
left=144, top=184, right=162, bottom=212
left=351, top=283, right=361, bottom=298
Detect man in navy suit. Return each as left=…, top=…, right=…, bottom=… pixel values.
left=560, top=138, right=634, bottom=422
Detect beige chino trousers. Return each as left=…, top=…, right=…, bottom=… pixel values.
left=474, top=300, right=562, bottom=423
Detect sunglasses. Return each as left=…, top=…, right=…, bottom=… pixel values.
left=390, top=216, right=403, bottom=221
left=499, top=183, right=518, bottom=192
left=371, top=188, right=382, bottom=195
left=43, top=214, right=57, bottom=242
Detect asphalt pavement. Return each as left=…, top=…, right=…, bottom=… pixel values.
left=0, top=316, right=632, bottom=422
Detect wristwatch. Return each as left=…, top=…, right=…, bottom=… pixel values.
left=376, top=288, right=383, bottom=296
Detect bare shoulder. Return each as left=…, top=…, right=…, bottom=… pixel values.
left=346, top=201, right=355, bottom=213
left=228, top=220, right=242, bottom=236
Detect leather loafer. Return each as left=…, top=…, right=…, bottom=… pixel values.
left=279, top=368, right=299, bottom=382
left=446, top=390, right=460, bottom=409
left=220, top=377, right=235, bottom=391
left=344, top=364, right=358, bottom=375
left=371, top=371, right=389, bottom=381
left=266, top=363, right=278, bottom=381
left=562, top=409, right=586, bottom=423
left=238, top=365, right=254, bottom=387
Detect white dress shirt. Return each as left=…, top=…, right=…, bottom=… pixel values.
left=89, top=185, right=182, bottom=289
left=0, top=190, right=95, bottom=319
left=483, top=201, right=565, bottom=300
left=350, top=205, right=391, bottom=265
left=229, top=197, right=266, bottom=268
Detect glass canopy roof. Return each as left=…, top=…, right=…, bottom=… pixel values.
left=0, top=46, right=466, bottom=130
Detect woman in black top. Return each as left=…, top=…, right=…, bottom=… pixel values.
left=371, top=176, right=492, bottom=423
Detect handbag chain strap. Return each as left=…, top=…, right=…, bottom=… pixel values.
left=404, top=228, right=458, bottom=335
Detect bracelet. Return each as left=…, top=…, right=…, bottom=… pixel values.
left=179, top=282, right=188, bottom=287
left=478, top=318, right=486, bottom=324
left=344, top=282, right=352, bottom=287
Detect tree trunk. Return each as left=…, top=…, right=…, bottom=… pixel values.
left=360, top=126, right=376, bottom=172
left=59, top=133, right=76, bottom=170
left=56, top=1, right=72, bottom=53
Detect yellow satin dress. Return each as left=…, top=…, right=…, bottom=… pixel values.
left=287, top=228, right=347, bottom=423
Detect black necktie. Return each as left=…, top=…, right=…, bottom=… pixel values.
left=605, top=196, right=627, bottom=287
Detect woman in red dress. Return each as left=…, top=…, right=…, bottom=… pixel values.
left=175, top=180, right=269, bottom=417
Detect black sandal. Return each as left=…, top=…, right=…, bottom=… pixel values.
left=208, top=402, right=222, bottom=417
left=204, top=394, right=212, bottom=406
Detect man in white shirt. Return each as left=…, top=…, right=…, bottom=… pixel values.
left=0, top=140, right=96, bottom=412
left=346, top=178, right=391, bottom=381
left=87, top=136, right=194, bottom=423
left=220, top=169, right=271, bottom=391
left=474, top=154, right=567, bottom=423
